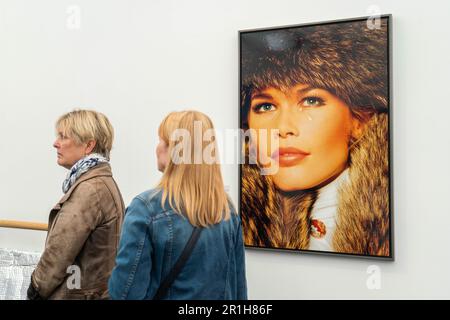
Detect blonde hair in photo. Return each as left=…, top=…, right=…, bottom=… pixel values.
left=56, top=109, right=114, bottom=159
left=157, top=110, right=232, bottom=227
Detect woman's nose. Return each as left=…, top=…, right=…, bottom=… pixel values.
left=53, top=139, right=59, bottom=149
left=276, top=109, right=300, bottom=138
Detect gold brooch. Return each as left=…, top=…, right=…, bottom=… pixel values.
left=311, top=219, right=326, bottom=239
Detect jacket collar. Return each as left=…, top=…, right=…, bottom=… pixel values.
left=57, top=162, right=112, bottom=206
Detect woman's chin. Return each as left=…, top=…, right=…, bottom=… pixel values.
left=57, top=159, right=70, bottom=169
left=272, top=169, right=316, bottom=192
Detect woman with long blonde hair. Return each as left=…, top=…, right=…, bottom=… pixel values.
left=108, top=110, right=247, bottom=300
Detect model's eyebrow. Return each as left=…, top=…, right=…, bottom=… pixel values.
left=251, top=86, right=320, bottom=100
left=251, top=92, right=274, bottom=100
left=296, top=86, right=314, bottom=95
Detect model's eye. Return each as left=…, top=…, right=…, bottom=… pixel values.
left=253, top=103, right=276, bottom=113
left=302, top=96, right=325, bottom=107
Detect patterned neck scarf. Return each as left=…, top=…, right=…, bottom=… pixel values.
left=62, top=153, right=109, bottom=193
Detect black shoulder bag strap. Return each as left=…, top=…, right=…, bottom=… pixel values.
left=153, top=227, right=203, bottom=300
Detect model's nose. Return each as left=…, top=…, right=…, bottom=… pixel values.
left=276, top=109, right=300, bottom=138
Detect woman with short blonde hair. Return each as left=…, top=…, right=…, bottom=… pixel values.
left=109, top=110, right=247, bottom=300
left=27, top=109, right=125, bottom=300
left=56, top=109, right=114, bottom=160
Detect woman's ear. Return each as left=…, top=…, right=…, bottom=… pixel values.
left=85, top=140, right=97, bottom=155
left=351, top=111, right=373, bottom=140
left=351, top=118, right=365, bottom=140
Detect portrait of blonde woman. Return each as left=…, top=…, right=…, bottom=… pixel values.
left=109, top=110, right=247, bottom=299
left=240, top=16, right=392, bottom=257
left=27, top=109, right=125, bottom=299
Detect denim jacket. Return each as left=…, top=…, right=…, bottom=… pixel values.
left=108, top=188, right=247, bottom=300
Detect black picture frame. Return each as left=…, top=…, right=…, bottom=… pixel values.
left=238, top=15, right=393, bottom=260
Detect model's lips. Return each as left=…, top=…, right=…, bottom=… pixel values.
left=271, top=147, right=310, bottom=167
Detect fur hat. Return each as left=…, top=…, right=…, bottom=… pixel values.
left=241, top=18, right=389, bottom=128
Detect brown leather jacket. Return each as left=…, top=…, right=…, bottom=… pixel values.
left=30, top=163, right=124, bottom=299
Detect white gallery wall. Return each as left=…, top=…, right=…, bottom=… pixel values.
left=1, top=0, right=450, bottom=299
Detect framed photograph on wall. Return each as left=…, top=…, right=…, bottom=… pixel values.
left=239, top=15, right=393, bottom=259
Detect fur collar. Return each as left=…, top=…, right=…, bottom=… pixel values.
left=241, top=112, right=391, bottom=257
